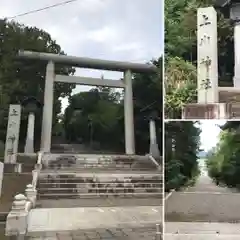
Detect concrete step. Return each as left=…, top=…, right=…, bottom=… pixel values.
left=36, top=198, right=162, bottom=208
left=38, top=179, right=162, bottom=186
left=38, top=191, right=162, bottom=199
left=38, top=171, right=161, bottom=178
left=42, top=165, right=155, bottom=171
left=41, top=153, right=158, bottom=170
left=37, top=172, right=162, bottom=200
left=26, top=226, right=158, bottom=239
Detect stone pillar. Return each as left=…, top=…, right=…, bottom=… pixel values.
left=197, top=7, right=218, bottom=103
left=234, top=22, right=240, bottom=87
left=124, top=69, right=135, bottom=155
left=149, top=119, right=160, bottom=158
left=25, top=184, right=37, bottom=208
left=40, top=61, right=54, bottom=152
left=4, top=105, right=21, bottom=163
left=24, top=112, right=35, bottom=153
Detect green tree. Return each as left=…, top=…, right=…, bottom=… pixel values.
left=63, top=58, right=162, bottom=155
left=165, top=121, right=201, bottom=191
left=207, top=122, right=240, bottom=188
left=165, top=57, right=197, bottom=118
left=64, top=88, right=124, bottom=152
left=0, top=19, right=75, bottom=149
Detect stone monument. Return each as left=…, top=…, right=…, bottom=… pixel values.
left=182, top=3, right=240, bottom=119
left=4, top=105, right=21, bottom=163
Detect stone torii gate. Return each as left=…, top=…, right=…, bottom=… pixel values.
left=18, top=50, right=157, bottom=155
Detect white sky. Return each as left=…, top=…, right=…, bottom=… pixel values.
left=198, top=120, right=226, bottom=151
left=0, top=0, right=163, bottom=111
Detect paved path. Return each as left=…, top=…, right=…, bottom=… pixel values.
left=165, top=161, right=240, bottom=222
left=28, top=206, right=161, bottom=233
left=165, top=222, right=240, bottom=240
left=165, top=160, right=240, bottom=238
left=165, top=234, right=240, bottom=239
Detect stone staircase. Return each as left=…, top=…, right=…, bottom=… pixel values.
left=5, top=153, right=162, bottom=239
left=2, top=153, right=163, bottom=240
left=36, top=154, right=162, bottom=208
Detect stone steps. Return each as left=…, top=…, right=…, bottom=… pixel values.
left=36, top=153, right=162, bottom=206
left=38, top=192, right=162, bottom=200
left=42, top=166, right=155, bottom=171
left=41, top=154, right=158, bottom=170
left=37, top=172, right=162, bottom=200
left=36, top=198, right=162, bottom=208
left=26, top=226, right=157, bottom=239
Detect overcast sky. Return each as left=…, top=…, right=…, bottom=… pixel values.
left=198, top=120, right=226, bottom=152
left=0, top=0, right=163, bottom=110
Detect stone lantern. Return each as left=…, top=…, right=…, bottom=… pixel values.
left=215, top=0, right=240, bottom=87
left=21, top=97, right=41, bottom=153
left=148, top=111, right=161, bottom=159
left=141, top=104, right=161, bottom=160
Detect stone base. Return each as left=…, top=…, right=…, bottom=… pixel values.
left=228, top=102, right=240, bottom=119
left=150, top=143, right=160, bottom=159
left=182, top=103, right=230, bottom=119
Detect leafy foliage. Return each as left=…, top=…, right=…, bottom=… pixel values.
left=165, top=121, right=201, bottom=191
left=165, top=57, right=197, bottom=118
left=207, top=122, right=240, bottom=188
left=0, top=19, right=75, bottom=150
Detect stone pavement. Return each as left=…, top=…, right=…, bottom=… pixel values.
left=165, top=234, right=240, bottom=239
left=165, top=161, right=240, bottom=238
left=165, top=222, right=240, bottom=239
left=165, top=222, right=240, bottom=234
left=27, top=226, right=157, bottom=239
left=165, top=171, right=240, bottom=222
left=27, top=206, right=162, bottom=233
